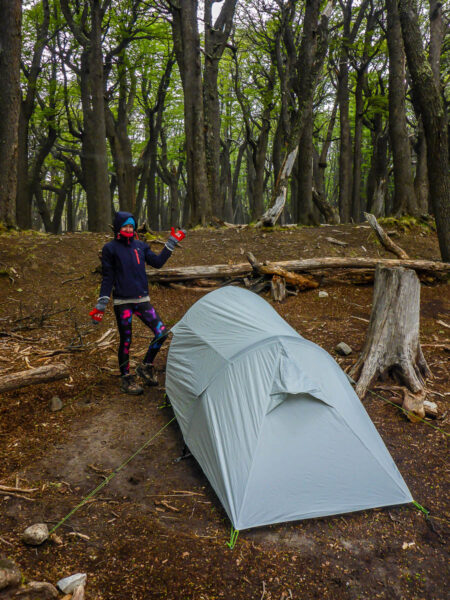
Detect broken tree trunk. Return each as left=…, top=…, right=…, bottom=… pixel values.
left=350, top=266, right=431, bottom=400
left=271, top=275, right=287, bottom=302
left=146, top=257, right=450, bottom=282
left=255, top=148, right=298, bottom=228
left=312, top=189, right=340, bottom=224
left=0, top=364, right=69, bottom=393
left=364, top=212, right=409, bottom=259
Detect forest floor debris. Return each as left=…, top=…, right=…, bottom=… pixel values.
left=0, top=224, right=448, bottom=599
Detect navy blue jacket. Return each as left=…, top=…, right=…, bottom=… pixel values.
left=99, top=211, right=172, bottom=301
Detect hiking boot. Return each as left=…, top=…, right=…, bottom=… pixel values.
left=136, top=362, right=158, bottom=386
left=121, top=374, right=144, bottom=395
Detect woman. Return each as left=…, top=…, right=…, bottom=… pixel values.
left=90, top=211, right=185, bottom=395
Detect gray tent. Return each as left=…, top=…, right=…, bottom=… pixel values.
left=165, top=286, right=412, bottom=530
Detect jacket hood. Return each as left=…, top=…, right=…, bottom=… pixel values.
left=113, top=211, right=136, bottom=235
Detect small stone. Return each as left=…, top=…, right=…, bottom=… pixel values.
left=49, top=396, right=63, bottom=412
left=318, top=291, right=329, bottom=298
left=0, top=558, right=21, bottom=591
left=335, top=342, right=352, bottom=356
left=49, top=533, right=63, bottom=545
left=57, top=574, right=87, bottom=594
left=22, top=523, right=49, bottom=546
left=14, top=581, right=59, bottom=599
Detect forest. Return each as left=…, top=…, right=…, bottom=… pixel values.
left=0, top=0, right=448, bottom=259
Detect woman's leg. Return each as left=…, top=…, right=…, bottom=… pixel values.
left=134, top=302, right=168, bottom=365
left=114, top=304, right=133, bottom=375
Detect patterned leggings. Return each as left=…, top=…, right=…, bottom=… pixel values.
left=113, top=301, right=168, bottom=376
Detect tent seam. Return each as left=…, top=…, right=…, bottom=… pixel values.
left=235, top=350, right=284, bottom=529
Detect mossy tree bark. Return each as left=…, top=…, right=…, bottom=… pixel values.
left=0, top=0, right=21, bottom=227
left=398, top=0, right=450, bottom=262
left=350, top=266, right=431, bottom=398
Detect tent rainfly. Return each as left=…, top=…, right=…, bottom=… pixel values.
left=165, top=287, right=413, bottom=531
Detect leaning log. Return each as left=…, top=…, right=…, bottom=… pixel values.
left=364, top=212, right=409, bottom=259
left=350, top=266, right=431, bottom=399
left=0, top=364, right=69, bottom=393
left=146, top=257, right=450, bottom=282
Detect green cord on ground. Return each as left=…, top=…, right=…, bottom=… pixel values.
left=48, top=417, right=176, bottom=535
left=412, top=500, right=430, bottom=516
left=226, top=526, right=239, bottom=549
left=367, top=389, right=449, bottom=437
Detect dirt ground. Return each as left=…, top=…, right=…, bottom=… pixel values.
left=0, top=222, right=448, bottom=600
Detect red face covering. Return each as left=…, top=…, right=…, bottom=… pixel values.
left=120, top=229, right=134, bottom=238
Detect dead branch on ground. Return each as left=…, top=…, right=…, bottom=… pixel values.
left=0, top=363, right=70, bottom=393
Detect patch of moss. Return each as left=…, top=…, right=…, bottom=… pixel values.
left=143, top=232, right=168, bottom=244
left=378, top=215, right=436, bottom=233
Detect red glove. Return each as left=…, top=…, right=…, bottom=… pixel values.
left=170, top=227, right=186, bottom=242
left=89, top=307, right=104, bottom=324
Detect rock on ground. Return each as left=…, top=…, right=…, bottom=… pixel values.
left=14, top=582, right=58, bottom=599
left=0, top=559, right=21, bottom=591
left=21, top=523, right=49, bottom=546
left=335, top=341, right=353, bottom=356
left=57, top=574, right=87, bottom=594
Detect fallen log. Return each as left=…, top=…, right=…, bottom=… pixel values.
left=147, top=257, right=450, bottom=283
left=325, top=236, right=348, bottom=247
left=169, top=283, right=220, bottom=293
left=0, top=364, right=69, bottom=393
left=364, top=212, right=409, bottom=259
left=247, top=252, right=319, bottom=291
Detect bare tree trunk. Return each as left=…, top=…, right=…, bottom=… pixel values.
left=257, top=0, right=332, bottom=227
left=398, top=0, right=450, bottom=261
left=366, top=113, right=388, bottom=216
left=16, top=0, right=50, bottom=229
left=429, top=0, right=444, bottom=87
left=413, top=122, right=429, bottom=213
left=170, top=0, right=210, bottom=225
left=105, top=55, right=136, bottom=213
left=231, top=140, right=246, bottom=221
left=336, top=0, right=355, bottom=223
left=61, top=0, right=111, bottom=232
left=203, top=0, right=237, bottom=218
left=351, top=68, right=366, bottom=222
left=350, top=266, right=431, bottom=398
left=0, top=0, right=21, bottom=227
left=386, top=0, right=418, bottom=216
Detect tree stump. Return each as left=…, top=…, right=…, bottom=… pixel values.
left=350, top=266, right=431, bottom=401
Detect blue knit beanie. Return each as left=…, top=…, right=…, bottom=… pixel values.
left=121, top=217, right=135, bottom=228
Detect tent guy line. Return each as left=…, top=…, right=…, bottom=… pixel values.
left=48, top=417, right=176, bottom=536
